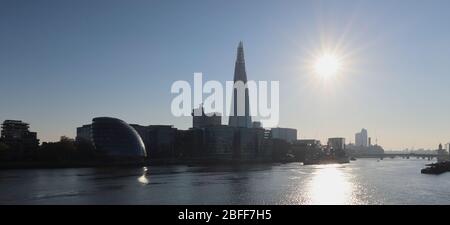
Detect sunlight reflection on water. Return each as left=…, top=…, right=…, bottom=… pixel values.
left=2, top=159, right=449, bottom=204
left=307, top=165, right=353, bottom=205
left=137, top=167, right=149, bottom=185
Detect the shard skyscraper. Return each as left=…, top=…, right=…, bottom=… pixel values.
left=229, top=41, right=252, bottom=128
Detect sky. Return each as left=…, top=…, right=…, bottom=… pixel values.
left=1, top=0, right=450, bottom=150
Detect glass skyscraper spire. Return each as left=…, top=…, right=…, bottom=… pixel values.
left=229, top=41, right=252, bottom=128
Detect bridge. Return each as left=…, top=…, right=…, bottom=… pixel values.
left=355, top=153, right=438, bottom=160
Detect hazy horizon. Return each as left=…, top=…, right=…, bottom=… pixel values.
left=1, top=0, right=450, bottom=150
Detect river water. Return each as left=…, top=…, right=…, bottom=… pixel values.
left=0, top=158, right=449, bottom=205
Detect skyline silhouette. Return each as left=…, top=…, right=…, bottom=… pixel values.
left=1, top=0, right=450, bottom=149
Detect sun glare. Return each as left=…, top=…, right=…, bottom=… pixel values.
left=314, top=53, right=342, bottom=79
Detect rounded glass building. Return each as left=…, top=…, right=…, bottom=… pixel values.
left=92, top=117, right=147, bottom=158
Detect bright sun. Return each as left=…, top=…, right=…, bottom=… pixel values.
left=314, top=53, right=342, bottom=79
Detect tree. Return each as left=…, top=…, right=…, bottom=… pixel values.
left=37, top=136, right=77, bottom=162
left=60, top=136, right=75, bottom=143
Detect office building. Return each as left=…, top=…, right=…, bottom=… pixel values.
left=355, top=128, right=368, bottom=147
left=76, top=124, right=92, bottom=143
left=203, top=125, right=236, bottom=160
left=174, top=128, right=205, bottom=158
left=235, top=127, right=266, bottom=160
left=270, top=127, right=297, bottom=143
left=192, top=106, right=221, bottom=128
left=91, top=117, right=146, bottom=158
left=131, top=124, right=177, bottom=158
left=328, top=137, right=346, bottom=150
left=1, top=120, right=39, bottom=152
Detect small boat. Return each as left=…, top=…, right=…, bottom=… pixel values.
left=350, top=157, right=356, bottom=161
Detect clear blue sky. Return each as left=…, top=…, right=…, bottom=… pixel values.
left=1, top=0, right=450, bottom=150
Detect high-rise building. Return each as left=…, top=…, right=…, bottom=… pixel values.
left=203, top=125, right=236, bottom=160
left=270, top=128, right=297, bottom=143
left=229, top=41, right=252, bottom=128
left=76, top=124, right=92, bottom=143
left=355, top=128, right=368, bottom=147
left=234, top=127, right=266, bottom=160
left=0, top=120, right=39, bottom=152
left=192, top=106, right=221, bottom=129
left=328, top=138, right=346, bottom=150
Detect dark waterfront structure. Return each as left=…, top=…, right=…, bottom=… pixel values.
left=235, top=127, right=268, bottom=161
left=174, top=128, right=205, bottom=158
left=327, top=137, right=348, bottom=159
left=0, top=120, right=39, bottom=159
left=76, top=124, right=92, bottom=144
left=91, top=117, right=146, bottom=158
left=270, top=128, right=297, bottom=143
left=192, top=106, right=221, bottom=129
left=131, top=125, right=177, bottom=158
left=199, top=125, right=269, bottom=162
left=291, top=139, right=322, bottom=161
left=328, top=138, right=346, bottom=151
left=229, top=41, right=252, bottom=128
left=202, top=125, right=235, bottom=160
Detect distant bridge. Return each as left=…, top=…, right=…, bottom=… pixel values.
left=355, top=153, right=438, bottom=160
